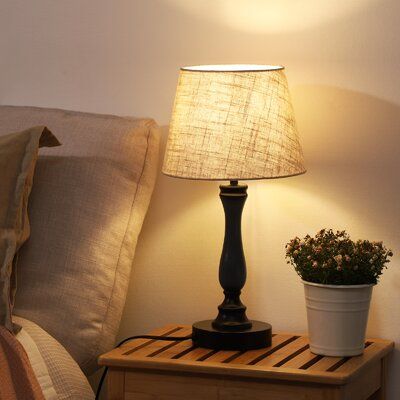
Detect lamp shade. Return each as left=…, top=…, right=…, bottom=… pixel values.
left=162, top=65, right=306, bottom=181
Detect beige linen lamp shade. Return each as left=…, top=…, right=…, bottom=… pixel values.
left=162, top=64, right=306, bottom=181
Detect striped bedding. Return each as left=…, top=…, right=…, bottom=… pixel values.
left=0, top=325, right=45, bottom=400
left=1, top=317, right=94, bottom=400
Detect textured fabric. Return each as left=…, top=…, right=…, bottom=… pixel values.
left=0, top=324, right=45, bottom=400
left=17, top=327, right=58, bottom=400
left=15, top=316, right=94, bottom=400
left=0, top=126, right=60, bottom=332
left=163, top=65, right=306, bottom=180
left=0, top=106, right=160, bottom=374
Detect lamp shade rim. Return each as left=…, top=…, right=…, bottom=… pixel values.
left=181, top=64, right=284, bottom=73
left=162, top=169, right=306, bottom=182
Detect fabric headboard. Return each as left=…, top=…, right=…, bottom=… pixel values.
left=0, top=106, right=160, bottom=374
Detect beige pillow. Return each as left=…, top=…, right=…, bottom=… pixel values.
left=0, top=126, right=60, bottom=332
left=0, top=106, right=160, bottom=375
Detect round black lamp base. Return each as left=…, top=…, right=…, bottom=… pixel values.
left=192, top=320, right=272, bottom=351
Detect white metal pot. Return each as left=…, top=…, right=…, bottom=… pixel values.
left=302, top=280, right=374, bottom=356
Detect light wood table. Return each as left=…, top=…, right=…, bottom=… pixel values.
left=99, top=324, right=393, bottom=400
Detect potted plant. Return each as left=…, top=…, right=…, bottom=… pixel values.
left=286, top=229, right=393, bottom=356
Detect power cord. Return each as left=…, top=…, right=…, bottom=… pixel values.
left=95, top=334, right=192, bottom=400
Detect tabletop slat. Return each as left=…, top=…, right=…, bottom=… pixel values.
left=279, top=348, right=322, bottom=369
left=109, top=325, right=184, bottom=359
left=178, top=347, right=218, bottom=361
left=152, top=339, right=194, bottom=360
left=307, top=355, right=344, bottom=372
left=255, top=336, right=309, bottom=367
left=334, top=342, right=388, bottom=374
left=220, top=334, right=296, bottom=365
left=124, top=327, right=192, bottom=358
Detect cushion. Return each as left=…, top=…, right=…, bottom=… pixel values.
left=0, top=126, right=59, bottom=332
left=15, top=316, right=94, bottom=400
left=0, top=106, right=160, bottom=374
left=16, top=327, right=58, bottom=400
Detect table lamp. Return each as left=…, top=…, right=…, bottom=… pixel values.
left=162, top=64, right=306, bottom=350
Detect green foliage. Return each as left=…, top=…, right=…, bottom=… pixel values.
left=285, top=229, right=393, bottom=285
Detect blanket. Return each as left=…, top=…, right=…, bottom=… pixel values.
left=0, top=325, right=45, bottom=400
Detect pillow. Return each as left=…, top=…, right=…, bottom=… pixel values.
left=0, top=106, right=160, bottom=375
left=0, top=126, right=60, bottom=332
left=15, top=316, right=95, bottom=400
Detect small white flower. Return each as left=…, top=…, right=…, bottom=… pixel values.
left=334, top=255, right=343, bottom=264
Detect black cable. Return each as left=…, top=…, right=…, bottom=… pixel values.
left=95, top=334, right=192, bottom=400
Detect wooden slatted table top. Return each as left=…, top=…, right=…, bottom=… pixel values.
left=99, top=324, right=394, bottom=385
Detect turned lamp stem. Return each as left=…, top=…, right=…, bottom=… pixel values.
left=212, top=180, right=252, bottom=331
left=191, top=181, right=271, bottom=350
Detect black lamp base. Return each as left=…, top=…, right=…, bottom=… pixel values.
left=193, top=182, right=272, bottom=352
left=192, top=320, right=272, bottom=351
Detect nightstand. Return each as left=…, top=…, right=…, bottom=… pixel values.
left=98, top=324, right=393, bottom=400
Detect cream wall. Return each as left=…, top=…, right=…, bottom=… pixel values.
left=1, top=0, right=399, bottom=397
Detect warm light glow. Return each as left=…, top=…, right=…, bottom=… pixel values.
left=182, top=65, right=283, bottom=72
left=163, top=66, right=305, bottom=180
left=164, top=0, right=375, bottom=33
